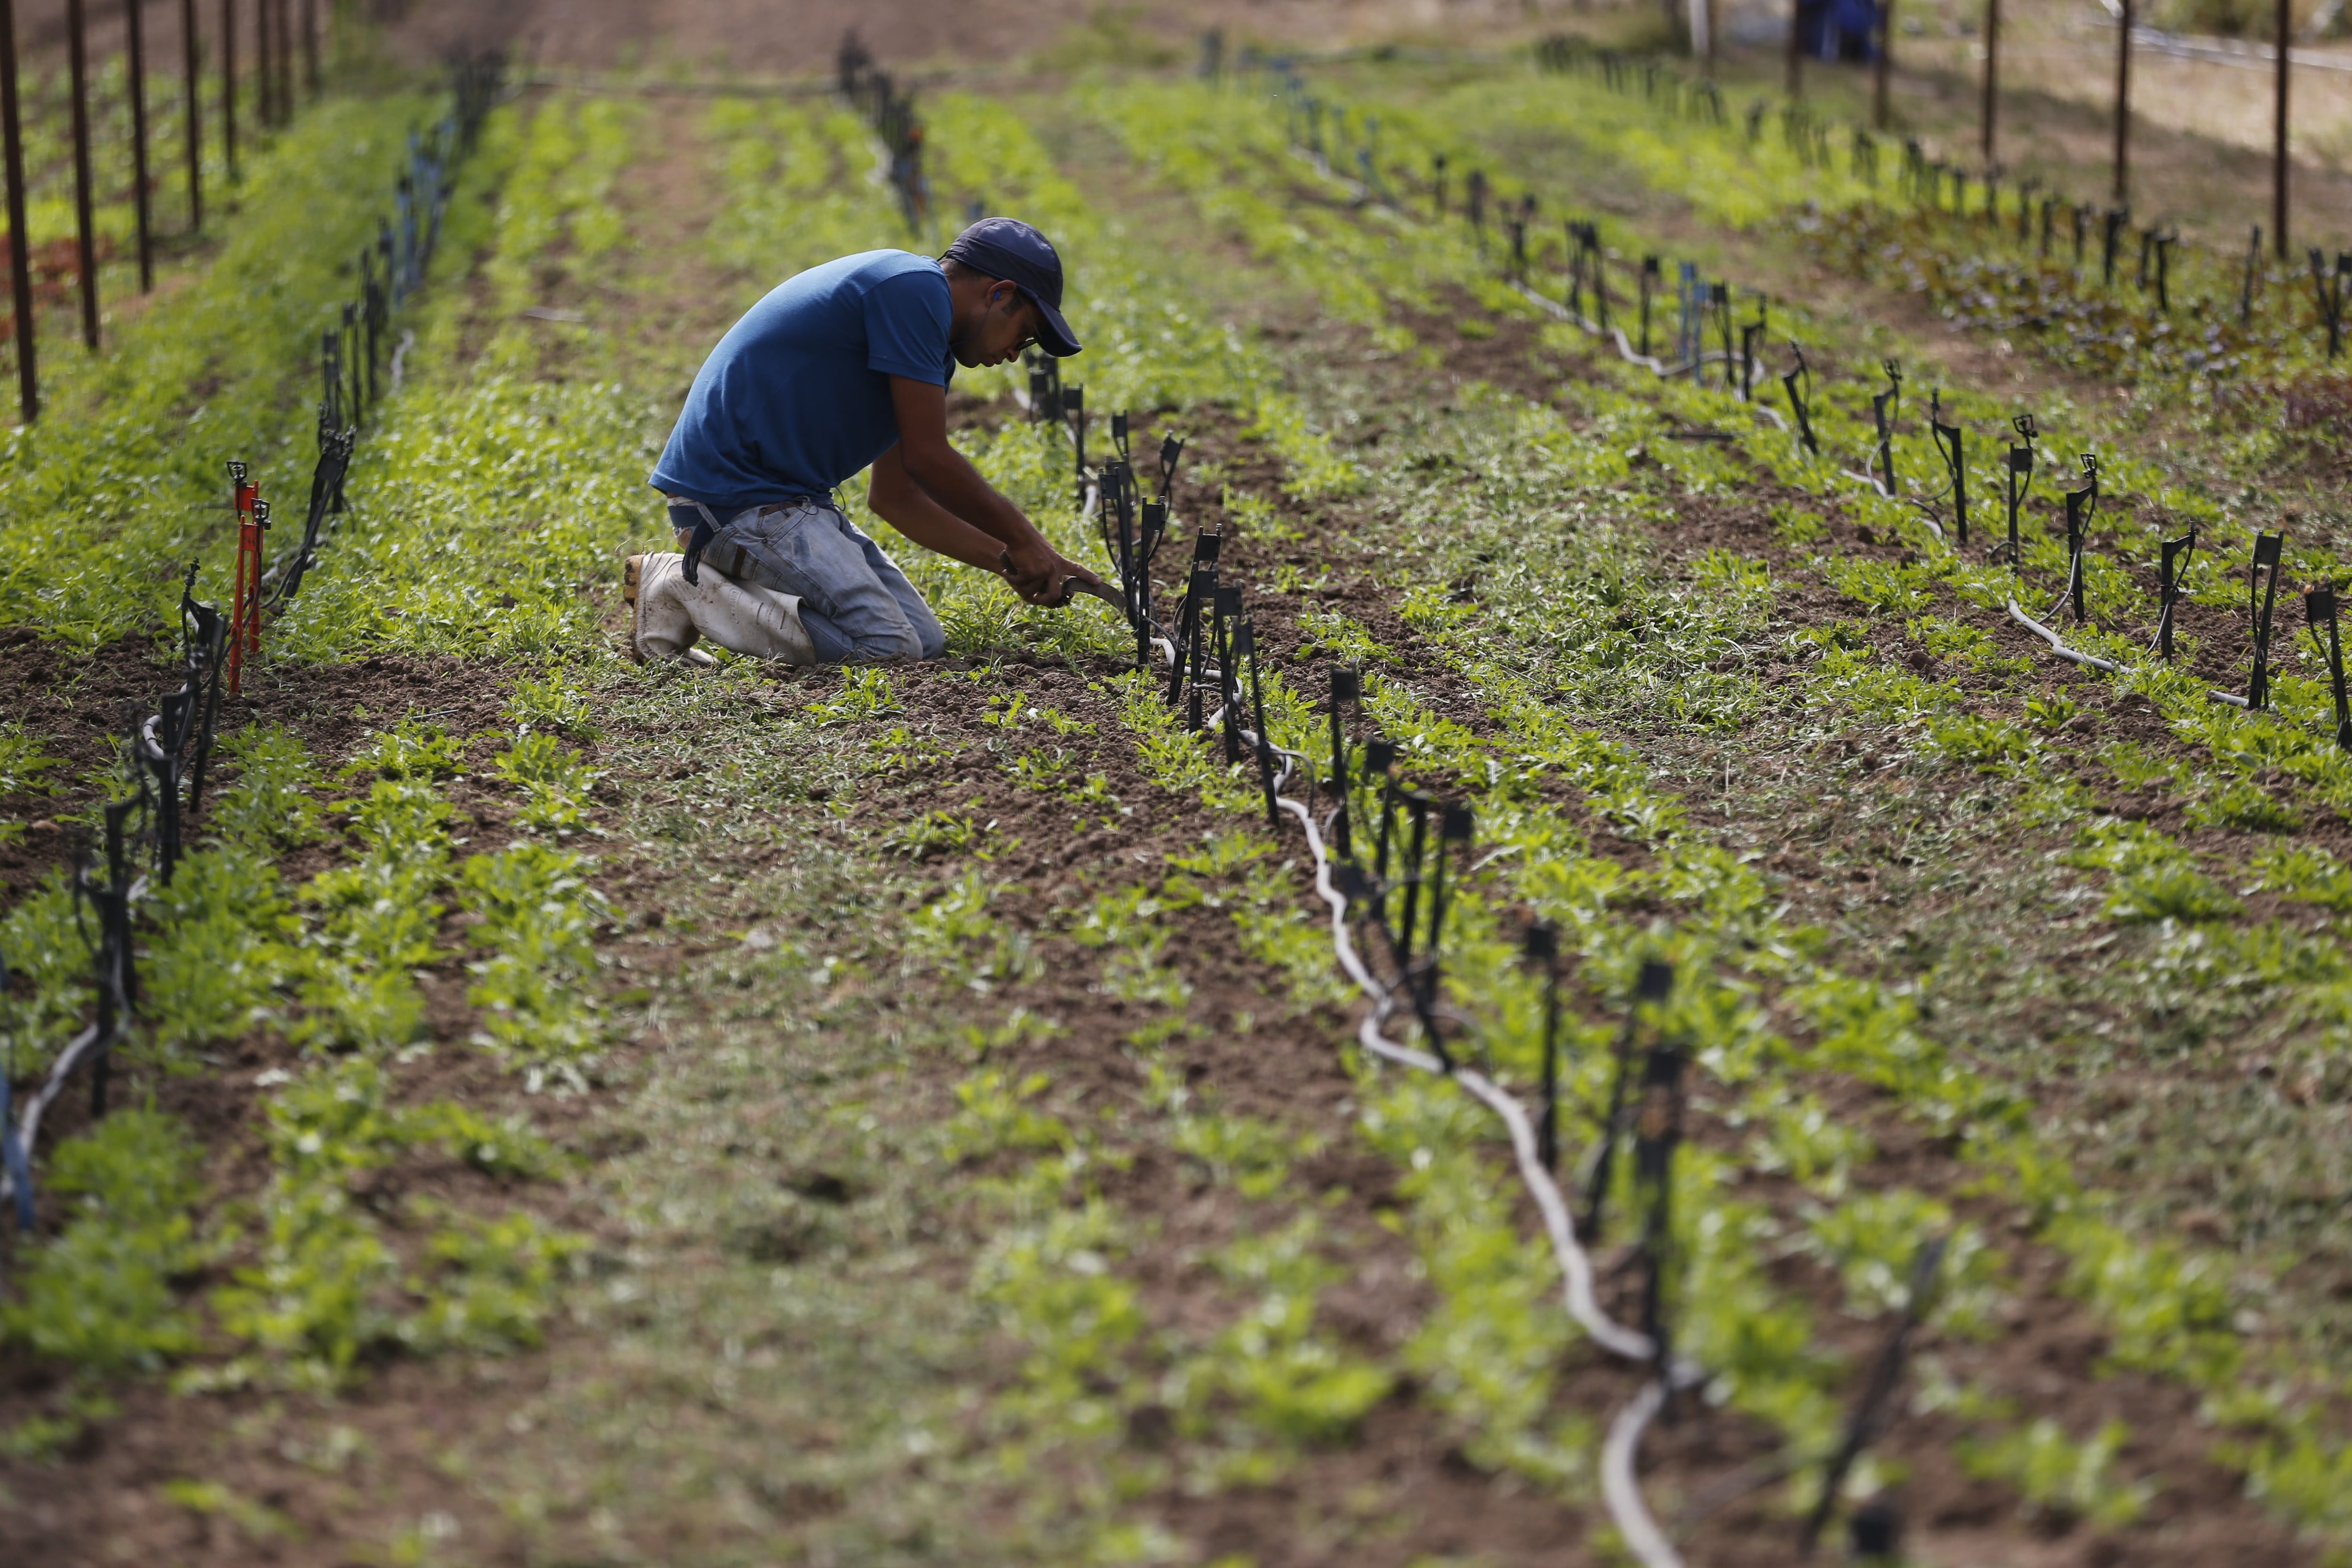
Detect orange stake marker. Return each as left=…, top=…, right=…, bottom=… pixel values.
left=226, top=461, right=265, bottom=694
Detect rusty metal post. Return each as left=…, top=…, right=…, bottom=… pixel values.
left=1980, top=0, right=2000, bottom=168
left=254, top=0, right=271, bottom=127
left=1874, top=0, right=1894, bottom=130
left=66, top=0, right=99, bottom=349
left=180, top=0, right=199, bottom=228
left=219, top=0, right=235, bottom=179
left=127, top=0, right=154, bottom=291
left=0, top=0, right=35, bottom=419
left=1786, top=0, right=1804, bottom=98
left=2274, top=0, right=2291, bottom=261
left=273, top=0, right=290, bottom=118
left=2113, top=0, right=2133, bottom=202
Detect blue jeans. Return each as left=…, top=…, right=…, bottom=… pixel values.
left=669, top=499, right=944, bottom=663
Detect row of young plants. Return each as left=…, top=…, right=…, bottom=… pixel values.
left=0, top=61, right=503, bottom=1256
left=0, top=88, right=635, bottom=1447
left=1120, top=71, right=2352, bottom=838
left=870, top=91, right=2050, bottom=1555
left=1495, top=46, right=2349, bottom=388
left=5, top=712, right=595, bottom=1426
left=1071, top=71, right=2352, bottom=1548
left=0, top=87, right=433, bottom=645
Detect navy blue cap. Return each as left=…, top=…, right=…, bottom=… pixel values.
left=943, top=217, right=1081, bottom=358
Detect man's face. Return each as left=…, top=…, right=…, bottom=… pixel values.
left=953, top=280, right=1043, bottom=369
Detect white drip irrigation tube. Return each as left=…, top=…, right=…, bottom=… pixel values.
left=2007, top=597, right=2123, bottom=672
left=1511, top=279, right=1728, bottom=381
left=1238, top=718, right=1701, bottom=1567
left=0, top=1021, right=107, bottom=1211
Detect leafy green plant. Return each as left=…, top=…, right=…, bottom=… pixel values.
left=2185, top=778, right=2300, bottom=833
left=0, top=1108, right=207, bottom=1373
left=2105, top=860, right=2243, bottom=924
left=494, top=730, right=601, bottom=834
left=212, top=1181, right=402, bottom=1390
left=0, top=722, right=64, bottom=798
left=884, top=810, right=986, bottom=860
left=404, top=1210, right=585, bottom=1353
left=457, top=841, right=610, bottom=1080
left=806, top=666, right=902, bottom=724
left=504, top=670, right=599, bottom=739
left=1960, top=1418, right=2151, bottom=1528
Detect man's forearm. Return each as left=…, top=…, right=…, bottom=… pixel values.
left=901, top=444, right=1049, bottom=553
left=869, top=479, right=1017, bottom=574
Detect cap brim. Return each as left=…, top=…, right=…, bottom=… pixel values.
left=1025, top=291, right=1081, bottom=358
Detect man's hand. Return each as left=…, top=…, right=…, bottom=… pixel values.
left=1000, top=538, right=1110, bottom=606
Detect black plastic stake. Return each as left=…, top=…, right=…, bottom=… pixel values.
left=1527, top=922, right=1561, bottom=1173
left=1711, top=282, right=1733, bottom=392
left=2307, top=589, right=2352, bottom=750
left=1582, top=959, right=1672, bottom=1243
left=1871, top=360, right=1901, bottom=493
left=2249, top=530, right=2286, bottom=710
left=1782, top=342, right=1820, bottom=457
left=2314, top=249, right=2349, bottom=360
left=1328, top=665, right=1359, bottom=859
left=1797, top=1234, right=1949, bottom=1557
left=2063, top=454, right=2098, bottom=625
left=1638, top=255, right=1659, bottom=357
left=2003, top=414, right=2036, bottom=562
left=1930, top=391, right=1966, bottom=546
left=1634, top=1040, right=1688, bottom=1401
left=1394, top=792, right=1431, bottom=974
left=2157, top=530, right=2195, bottom=661
left=1065, top=384, right=1088, bottom=504
left=1238, top=617, right=1278, bottom=828
left=1739, top=295, right=1766, bottom=401
left=1367, top=737, right=1398, bottom=933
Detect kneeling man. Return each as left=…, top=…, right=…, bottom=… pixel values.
left=627, top=217, right=1103, bottom=663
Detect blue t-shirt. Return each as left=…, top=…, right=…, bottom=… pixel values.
left=650, top=250, right=955, bottom=515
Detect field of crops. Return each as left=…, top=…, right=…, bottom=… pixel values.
left=4, top=21, right=2352, bottom=1567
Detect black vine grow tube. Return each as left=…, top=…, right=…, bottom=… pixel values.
left=2313, top=249, right=2349, bottom=361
